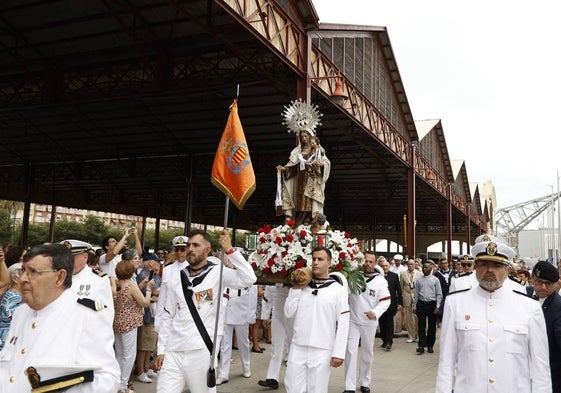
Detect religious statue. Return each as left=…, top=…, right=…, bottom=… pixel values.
left=276, top=99, right=331, bottom=225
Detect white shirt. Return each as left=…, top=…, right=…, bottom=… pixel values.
left=449, top=271, right=478, bottom=292
left=97, top=253, right=121, bottom=278
left=284, top=279, right=350, bottom=359
left=156, top=251, right=256, bottom=355
left=436, top=285, right=551, bottom=393
left=349, top=273, right=390, bottom=325
left=0, top=290, right=119, bottom=392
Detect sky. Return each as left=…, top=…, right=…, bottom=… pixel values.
left=312, top=0, right=561, bottom=211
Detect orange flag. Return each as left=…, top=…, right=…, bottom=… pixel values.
left=211, top=100, right=256, bottom=210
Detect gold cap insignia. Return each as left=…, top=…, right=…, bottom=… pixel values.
left=486, top=242, right=497, bottom=256
left=63, top=241, right=72, bottom=249
left=465, top=314, right=470, bottom=320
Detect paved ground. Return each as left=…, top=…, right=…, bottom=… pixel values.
left=131, top=333, right=439, bottom=393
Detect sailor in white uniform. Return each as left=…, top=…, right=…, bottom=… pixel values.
left=284, top=247, right=350, bottom=393
left=436, top=240, right=551, bottom=393
left=448, top=255, right=477, bottom=292
left=216, top=285, right=257, bottom=384
left=154, top=230, right=256, bottom=393
left=343, top=251, right=390, bottom=393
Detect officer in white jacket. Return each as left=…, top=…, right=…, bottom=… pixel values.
left=0, top=243, right=119, bottom=392
left=436, top=240, right=551, bottom=393
left=343, top=251, right=390, bottom=393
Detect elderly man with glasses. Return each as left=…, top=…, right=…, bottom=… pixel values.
left=0, top=243, right=119, bottom=392
left=436, top=241, right=551, bottom=393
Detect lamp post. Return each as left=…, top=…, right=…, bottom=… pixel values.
left=547, top=185, right=554, bottom=262
left=557, top=171, right=561, bottom=264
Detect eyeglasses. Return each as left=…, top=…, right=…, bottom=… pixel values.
left=533, top=278, right=556, bottom=287
left=174, top=247, right=187, bottom=252
left=461, top=263, right=473, bottom=267
left=18, top=266, right=58, bottom=277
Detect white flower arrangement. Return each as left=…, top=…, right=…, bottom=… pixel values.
left=248, top=219, right=366, bottom=293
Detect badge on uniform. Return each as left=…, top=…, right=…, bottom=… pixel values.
left=369, top=289, right=376, bottom=297
left=195, top=288, right=214, bottom=309
left=465, top=314, right=470, bottom=320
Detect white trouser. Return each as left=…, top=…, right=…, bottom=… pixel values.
left=114, top=328, right=138, bottom=390
left=284, top=344, right=332, bottom=393
left=344, top=321, right=377, bottom=390
left=266, top=311, right=294, bottom=380
left=156, top=349, right=217, bottom=393
left=219, top=322, right=250, bottom=378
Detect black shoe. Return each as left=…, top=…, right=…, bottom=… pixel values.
left=258, top=379, right=279, bottom=389
left=343, top=391, right=355, bottom=393
left=416, top=347, right=425, bottom=354
left=427, top=347, right=434, bottom=353
left=385, top=344, right=392, bottom=352
left=380, top=342, right=387, bottom=348
left=360, top=387, right=371, bottom=393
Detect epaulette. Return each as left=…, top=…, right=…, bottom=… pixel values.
left=447, top=288, right=470, bottom=296
left=458, top=271, right=473, bottom=277
left=92, top=268, right=107, bottom=278
left=509, top=275, right=526, bottom=285
left=77, top=298, right=107, bottom=311
left=513, top=290, right=534, bottom=299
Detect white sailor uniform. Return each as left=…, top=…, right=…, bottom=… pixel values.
left=436, top=285, right=551, bottom=393
left=156, top=250, right=256, bottom=393
left=0, top=290, right=119, bottom=392
left=218, top=286, right=256, bottom=380
left=448, top=271, right=478, bottom=292
left=72, top=265, right=114, bottom=323
left=264, top=284, right=294, bottom=382
left=284, top=278, right=350, bottom=393
left=344, top=272, right=390, bottom=391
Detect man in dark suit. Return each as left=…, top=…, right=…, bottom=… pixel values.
left=530, top=261, right=561, bottom=392
left=377, top=257, right=403, bottom=351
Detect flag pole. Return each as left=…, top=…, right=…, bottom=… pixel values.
left=207, top=196, right=230, bottom=387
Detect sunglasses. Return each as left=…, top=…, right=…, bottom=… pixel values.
left=461, top=262, right=473, bottom=267
left=174, top=246, right=187, bottom=252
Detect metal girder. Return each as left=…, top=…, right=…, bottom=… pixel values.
left=495, top=192, right=561, bottom=253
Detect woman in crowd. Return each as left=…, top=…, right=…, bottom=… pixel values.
left=0, top=262, right=23, bottom=350
left=113, top=257, right=154, bottom=393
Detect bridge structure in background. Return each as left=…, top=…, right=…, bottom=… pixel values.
left=496, top=192, right=561, bottom=257
left=0, top=0, right=488, bottom=258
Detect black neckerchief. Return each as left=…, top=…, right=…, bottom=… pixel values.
left=365, top=272, right=380, bottom=283
left=308, top=278, right=336, bottom=295
left=186, top=262, right=216, bottom=288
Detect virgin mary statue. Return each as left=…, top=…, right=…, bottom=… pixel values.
left=276, top=100, right=330, bottom=224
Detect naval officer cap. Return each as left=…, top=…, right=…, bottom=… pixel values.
left=459, top=254, right=475, bottom=264
left=26, top=364, right=96, bottom=392
left=474, top=233, right=504, bottom=245
left=60, top=239, right=93, bottom=255
left=393, top=254, right=404, bottom=261
left=532, top=261, right=560, bottom=283
left=471, top=241, right=515, bottom=266
left=172, top=235, right=189, bottom=247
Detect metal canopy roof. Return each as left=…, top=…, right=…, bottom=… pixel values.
left=0, top=0, right=477, bottom=238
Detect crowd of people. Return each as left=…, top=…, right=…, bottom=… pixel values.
left=0, top=229, right=560, bottom=393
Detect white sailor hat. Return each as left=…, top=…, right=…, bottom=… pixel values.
left=471, top=241, right=515, bottom=266
left=172, top=236, right=189, bottom=247
left=474, top=233, right=504, bottom=244
left=25, top=363, right=97, bottom=392
left=393, top=254, right=404, bottom=261
left=459, top=254, right=475, bottom=264
left=60, top=239, right=92, bottom=255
